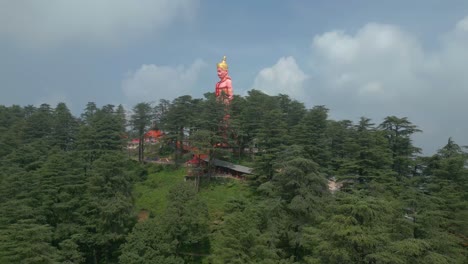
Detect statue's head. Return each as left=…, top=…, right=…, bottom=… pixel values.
left=217, top=55, right=228, bottom=70
left=217, top=56, right=228, bottom=79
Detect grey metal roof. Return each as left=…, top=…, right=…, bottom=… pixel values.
left=202, top=158, right=253, bottom=174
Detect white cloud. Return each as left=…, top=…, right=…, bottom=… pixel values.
left=313, top=31, right=359, bottom=64
left=306, top=17, right=468, bottom=154
left=456, top=16, right=468, bottom=32
left=359, top=81, right=384, bottom=95
left=122, top=59, right=206, bottom=105
left=311, top=23, right=424, bottom=96
left=0, top=0, right=198, bottom=48
left=252, top=56, right=308, bottom=98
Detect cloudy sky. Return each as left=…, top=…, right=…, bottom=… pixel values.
left=1, top=0, right=467, bottom=154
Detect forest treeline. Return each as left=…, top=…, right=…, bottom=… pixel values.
left=0, top=90, right=466, bottom=263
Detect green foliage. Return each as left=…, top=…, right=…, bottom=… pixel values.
left=253, top=108, right=290, bottom=181
left=209, top=200, right=285, bottom=264
left=133, top=167, right=187, bottom=215
left=81, top=152, right=136, bottom=262
left=119, top=219, right=185, bottom=264
left=198, top=179, right=251, bottom=220
left=0, top=105, right=26, bottom=158
left=0, top=93, right=466, bottom=263
left=336, top=117, right=394, bottom=189
left=164, top=182, right=210, bottom=252
left=0, top=220, right=61, bottom=263
left=120, top=182, right=210, bottom=263
left=379, top=116, right=422, bottom=177
left=306, top=191, right=398, bottom=263
left=292, top=105, right=331, bottom=170
left=22, top=103, right=54, bottom=144
left=52, top=102, right=79, bottom=151
left=130, top=102, right=154, bottom=162
left=160, top=95, right=199, bottom=165
left=0, top=103, right=143, bottom=263
left=77, top=103, right=127, bottom=168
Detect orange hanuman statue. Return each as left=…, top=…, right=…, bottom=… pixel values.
left=215, top=56, right=233, bottom=105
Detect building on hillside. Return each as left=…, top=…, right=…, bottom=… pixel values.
left=144, top=129, right=164, bottom=142
left=185, top=155, right=253, bottom=180
left=127, top=129, right=164, bottom=149
left=127, top=138, right=140, bottom=149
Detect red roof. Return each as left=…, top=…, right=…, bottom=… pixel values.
left=145, top=130, right=163, bottom=138
left=186, top=154, right=209, bottom=164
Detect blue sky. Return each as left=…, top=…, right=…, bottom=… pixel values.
left=1, top=0, right=468, bottom=154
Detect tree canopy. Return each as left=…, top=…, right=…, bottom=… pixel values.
left=0, top=93, right=466, bottom=263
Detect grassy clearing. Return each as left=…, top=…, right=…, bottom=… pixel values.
left=133, top=164, right=253, bottom=222
left=198, top=179, right=252, bottom=220
left=133, top=166, right=186, bottom=216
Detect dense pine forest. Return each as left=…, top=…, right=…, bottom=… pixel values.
left=0, top=90, right=466, bottom=263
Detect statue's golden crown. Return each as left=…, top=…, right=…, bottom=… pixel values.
left=217, top=56, right=228, bottom=70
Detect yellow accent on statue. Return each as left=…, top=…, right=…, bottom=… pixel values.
left=217, top=56, right=228, bottom=70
